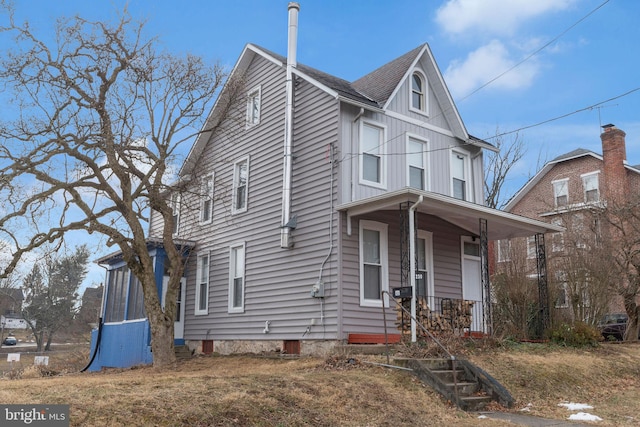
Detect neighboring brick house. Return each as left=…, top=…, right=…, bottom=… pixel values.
left=501, top=124, right=640, bottom=323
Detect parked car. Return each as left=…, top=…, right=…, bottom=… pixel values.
left=2, top=335, right=17, bottom=346
left=598, top=313, right=631, bottom=341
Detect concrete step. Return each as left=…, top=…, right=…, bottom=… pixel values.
left=175, top=345, right=193, bottom=359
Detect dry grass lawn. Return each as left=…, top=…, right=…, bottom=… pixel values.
left=0, top=342, right=639, bottom=426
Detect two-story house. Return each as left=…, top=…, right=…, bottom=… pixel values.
left=501, top=124, right=640, bottom=328
left=86, top=4, right=559, bottom=370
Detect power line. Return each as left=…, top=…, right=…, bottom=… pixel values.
left=457, top=0, right=611, bottom=102
left=489, top=87, right=640, bottom=140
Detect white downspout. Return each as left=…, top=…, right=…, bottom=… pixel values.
left=409, top=195, right=423, bottom=342
left=281, top=2, right=300, bottom=249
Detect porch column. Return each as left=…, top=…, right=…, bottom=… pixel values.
left=408, top=196, right=423, bottom=342
left=479, top=218, right=492, bottom=335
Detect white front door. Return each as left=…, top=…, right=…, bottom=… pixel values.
left=162, top=276, right=186, bottom=341
left=461, top=237, right=483, bottom=332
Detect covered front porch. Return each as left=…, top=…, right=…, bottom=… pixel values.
left=338, top=188, right=563, bottom=343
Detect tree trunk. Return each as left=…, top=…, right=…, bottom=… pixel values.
left=44, top=333, right=53, bottom=351
left=139, top=270, right=176, bottom=368
left=623, top=292, right=640, bottom=341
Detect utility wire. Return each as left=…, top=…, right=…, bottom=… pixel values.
left=457, top=0, right=611, bottom=102
left=489, top=87, right=640, bottom=140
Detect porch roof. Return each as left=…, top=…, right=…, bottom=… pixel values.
left=337, top=188, right=563, bottom=240
left=95, top=237, right=196, bottom=265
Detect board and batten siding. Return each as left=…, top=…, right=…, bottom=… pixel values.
left=338, top=210, right=467, bottom=337
left=169, top=54, right=340, bottom=341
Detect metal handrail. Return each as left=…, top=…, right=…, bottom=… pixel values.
left=381, top=290, right=459, bottom=401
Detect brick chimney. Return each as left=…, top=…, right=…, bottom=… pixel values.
left=601, top=124, right=629, bottom=204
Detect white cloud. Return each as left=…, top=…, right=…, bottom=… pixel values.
left=444, top=40, right=540, bottom=97
left=436, top=0, right=578, bottom=36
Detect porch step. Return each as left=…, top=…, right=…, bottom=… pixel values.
left=395, top=357, right=514, bottom=411
left=175, top=345, right=193, bottom=360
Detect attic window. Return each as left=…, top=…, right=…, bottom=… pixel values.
left=410, top=71, right=428, bottom=115
left=552, top=179, right=568, bottom=208
left=246, top=85, right=261, bottom=127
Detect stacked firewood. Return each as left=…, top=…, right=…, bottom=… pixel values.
left=395, top=298, right=474, bottom=336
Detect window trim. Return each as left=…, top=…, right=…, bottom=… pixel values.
left=200, top=173, right=215, bottom=225
left=246, top=85, right=261, bottom=128
left=195, top=251, right=210, bottom=316
left=581, top=171, right=600, bottom=204
left=406, top=133, right=429, bottom=191
left=359, top=220, right=389, bottom=308
left=552, top=178, right=569, bottom=208
left=409, top=69, right=429, bottom=116
left=231, top=156, right=250, bottom=215
left=228, top=241, right=246, bottom=314
left=359, top=120, right=387, bottom=189
left=450, top=149, right=471, bottom=201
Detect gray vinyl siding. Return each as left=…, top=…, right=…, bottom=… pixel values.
left=338, top=210, right=467, bottom=337
left=338, top=104, right=481, bottom=204
left=174, top=54, right=340, bottom=341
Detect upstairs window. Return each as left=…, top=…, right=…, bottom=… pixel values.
left=553, top=179, right=568, bottom=208
left=582, top=172, right=599, bottom=203
left=200, top=174, right=214, bottom=224
left=359, top=121, right=386, bottom=188
left=246, top=86, right=261, bottom=127
left=410, top=71, right=428, bottom=114
left=407, top=136, right=427, bottom=190
left=232, top=156, right=250, bottom=214
left=451, top=150, right=469, bottom=201
left=170, top=193, right=181, bottom=235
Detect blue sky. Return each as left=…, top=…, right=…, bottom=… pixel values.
left=6, top=0, right=640, bottom=288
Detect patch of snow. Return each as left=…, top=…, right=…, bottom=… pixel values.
left=569, top=412, right=603, bottom=422
left=558, top=402, right=593, bottom=411
left=477, top=415, right=488, bottom=419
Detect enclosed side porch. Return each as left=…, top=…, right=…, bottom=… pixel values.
left=85, top=240, right=192, bottom=372
left=337, top=188, right=562, bottom=344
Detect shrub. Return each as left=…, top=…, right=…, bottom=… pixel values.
left=548, top=322, right=602, bottom=347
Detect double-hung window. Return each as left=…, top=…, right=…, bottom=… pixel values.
left=451, top=150, right=469, bottom=201
left=359, top=220, right=389, bottom=307
left=497, top=239, right=511, bottom=262
left=246, top=85, right=261, bottom=127
left=410, top=70, right=428, bottom=114
left=229, top=242, right=245, bottom=313
left=407, top=135, right=427, bottom=190
left=195, top=252, right=210, bottom=316
left=582, top=172, right=599, bottom=203
left=232, top=156, right=250, bottom=214
left=200, top=174, right=214, bottom=224
left=170, top=193, right=181, bottom=235
left=553, top=179, right=568, bottom=208
left=360, top=121, right=386, bottom=188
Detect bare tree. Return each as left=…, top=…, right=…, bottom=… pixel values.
left=598, top=200, right=640, bottom=341
left=0, top=7, right=229, bottom=366
left=484, top=131, right=527, bottom=209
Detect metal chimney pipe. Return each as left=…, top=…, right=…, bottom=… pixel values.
left=287, top=3, right=299, bottom=67
left=281, top=2, right=299, bottom=248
